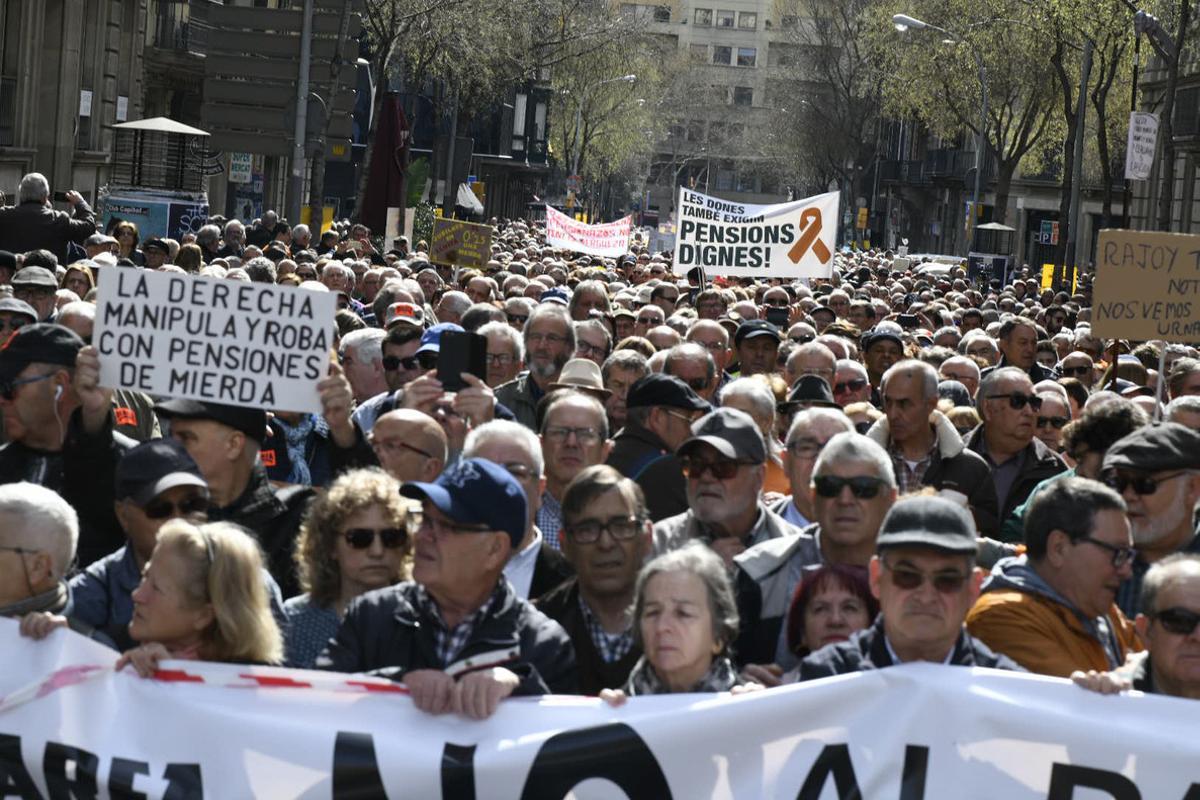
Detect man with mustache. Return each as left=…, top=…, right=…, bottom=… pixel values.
left=495, top=304, right=575, bottom=431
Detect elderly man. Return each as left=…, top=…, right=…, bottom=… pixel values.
left=685, top=319, right=734, bottom=386
left=436, top=291, right=472, bottom=326
left=345, top=308, right=426, bottom=434
left=0, top=483, right=87, bottom=629
left=367, top=409, right=447, bottom=483
left=536, top=465, right=651, bottom=693
left=573, top=319, right=612, bottom=367
left=938, top=356, right=981, bottom=400
left=536, top=393, right=613, bottom=550
left=769, top=408, right=854, bottom=527
left=733, top=320, right=780, bottom=377
left=967, top=478, right=1142, bottom=677
left=965, top=366, right=1066, bottom=538
left=784, top=342, right=836, bottom=389
left=496, top=304, right=575, bottom=430
left=664, top=343, right=719, bottom=403
left=1057, top=350, right=1096, bottom=387
left=832, top=359, right=871, bottom=407
left=1033, top=391, right=1072, bottom=454
left=607, top=373, right=709, bottom=522
left=478, top=320, right=524, bottom=388
left=654, top=408, right=798, bottom=568
left=339, top=329, right=388, bottom=403
left=868, top=360, right=997, bottom=534
left=0, top=174, right=95, bottom=263
left=1168, top=358, right=1200, bottom=399
left=600, top=350, right=649, bottom=432
left=218, top=220, right=246, bottom=258
left=12, top=267, right=59, bottom=322
left=797, top=496, right=1022, bottom=677
left=736, top=432, right=897, bottom=671
left=982, top=317, right=1055, bottom=382
left=1100, top=423, right=1200, bottom=617
left=317, top=458, right=578, bottom=717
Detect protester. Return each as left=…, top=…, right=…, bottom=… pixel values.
left=600, top=349, right=649, bottom=432
left=782, top=564, right=878, bottom=661
left=535, top=392, right=613, bottom=549
left=769, top=408, right=855, bottom=527
left=495, top=304, right=575, bottom=429
left=0, top=174, right=95, bottom=263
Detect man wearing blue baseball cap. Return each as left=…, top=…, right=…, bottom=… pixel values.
left=317, top=457, right=577, bottom=718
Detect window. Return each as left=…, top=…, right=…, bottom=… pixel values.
left=689, top=43, right=708, bottom=61
left=716, top=10, right=735, bottom=27
left=716, top=168, right=735, bottom=191
left=713, top=46, right=732, bottom=65
left=780, top=15, right=799, bottom=28
left=737, top=172, right=761, bottom=193
left=768, top=44, right=799, bottom=67
left=733, top=87, right=753, bottom=106
left=0, top=0, right=20, bottom=146
left=686, top=120, right=705, bottom=142
left=736, top=47, right=757, bottom=67
left=654, top=5, right=670, bottom=22
left=694, top=8, right=712, bottom=25
left=708, top=122, right=727, bottom=144
left=738, top=12, right=757, bottom=29
left=620, top=3, right=637, bottom=17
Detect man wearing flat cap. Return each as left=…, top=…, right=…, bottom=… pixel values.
left=606, top=372, right=710, bottom=522
left=317, top=458, right=577, bottom=718
left=654, top=407, right=800, bottom=568
left=142, top=239, right=170, bottom=270
left=11, top=266, right=59, bottom=322
left=795, top=495, right=1022, bottom=679
left=1100, top=422, right=1200, bottom=617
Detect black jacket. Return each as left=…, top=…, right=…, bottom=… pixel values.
left=606, top=421, right=687, bottom=522
left=529, top=544, right=574, bottom=602
left=0, top=200, right=96, bottom=263
left=796, top=616, right=1024, bottom=680
left=964, top=427, right=1067, bottom=541
left=208, top=465, right=314, bottom=599
left=536, top=578, right=639, bottom=694
left=316, top=579, right=578, bottom=695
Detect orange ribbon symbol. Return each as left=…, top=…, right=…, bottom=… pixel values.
left=788, top=207, right=832, bottom=264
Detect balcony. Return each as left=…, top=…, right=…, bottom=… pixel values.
left=878, top=159, right=926, bottom=185
left=148, top=0, right=212, bottom=57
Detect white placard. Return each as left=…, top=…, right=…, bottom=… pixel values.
left=93, top=270, right=336, bottom=413
left=228, top=152, right=253, bottom=184
left=79, top=90, right=93, bottom=117
left=544, top=205, right=633, bottom=257
left=672, top=188, right=839, bottom=278
left=116, top=95, right=128, bottom=122
left=1125, top=111, right=1160, bottom=181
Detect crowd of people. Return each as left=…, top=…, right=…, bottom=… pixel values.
left=1, top=170, right=1199, bottom=723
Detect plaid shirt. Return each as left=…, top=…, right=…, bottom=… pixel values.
left=537, top=491, right=564, bottom=550
left=412, top=584, right=499, bottom=667
left=889, top=439, right=936, bottom=495
left=577, top=594, right=634, bottom=664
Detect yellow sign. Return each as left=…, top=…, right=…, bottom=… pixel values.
left=1093, top=229, right=1200, bottom=342
left=856, top=207, right=868, bottom=230
left=1041, top=264, right=1079, bottom=292
left=430, top=218, right=493, bottom=269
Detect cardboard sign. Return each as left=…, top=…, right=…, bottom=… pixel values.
left=1092, top=228, right=1200, bottom=342
left=430, top=218, right=492, bottom=269
left=672, top=189, right=839, bottom=278
left=94, top=271, right=336, bottom=413
left=544, top=205, right=632, bottom=257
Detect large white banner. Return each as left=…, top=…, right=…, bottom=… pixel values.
left=545, top=206, right=633, bottom=257
left=1, top=620, right=1196, bottom=799
left=673, top=189, right=839, bottom=279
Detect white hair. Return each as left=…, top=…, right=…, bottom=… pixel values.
left=478, top=320, right=525, bottom=361
left=812, top=432, right=897, bottom=489
left=0, top=483, right=78, bottom=577
left=785, top=407, right=854, bottom=446
left=17, top=173, right=50, bottom=204
left=341, top=328, right=385, bottom=365
left=464, top=420, right=545, bottom=477
left=880, top=359, right=938, bottom=400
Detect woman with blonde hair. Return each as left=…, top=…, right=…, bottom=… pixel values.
left=284, top=468, right=415, bottom=667
left=175, top=242, right=204, bottom=273
left=118, top=521, right=283, bottom=675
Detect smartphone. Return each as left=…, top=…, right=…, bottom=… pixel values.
left=766, top=306, right=789, bottom=328
left=898, top=314, right=920, bottom=330
left=437, top=330, right=487, bottom=392
left=53, top=191, right=69, bottom=203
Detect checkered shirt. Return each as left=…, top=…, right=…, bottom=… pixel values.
left=413, top=584, right=498, bottom=667
left=578, top=593, right=634, bottom=664
left=537, top=491, right=564, bottom=550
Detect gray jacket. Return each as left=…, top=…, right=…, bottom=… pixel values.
left=733, top=524, right=823, bottom=668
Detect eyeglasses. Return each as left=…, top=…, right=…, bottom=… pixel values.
left=506, top=313, right=528, bottom=325
left=543, top=425, right=601, bottom=445
left=1152, top=607, right=1200, bottom=636
left=813, top=475, right=885, bottom=499
left=564, top=515, right=642, bottom=544
left=418, top=511, right=492, bottom=538
left=0, top=317, right=25, bottom=332
left=142, top=494, right=209, bottom=520
left=381, top=354, right=421, bottom=372
left=1103, top=470, right=1189, bottom=496
left=485, top=352, right=515, bottom=366
left=786, top=437, right=825, bottom=458
left=1035, top=416, right=1069, bottom=430
left=574, top=341, right=606, bottom=358
left=1059, top=365, right=1091, bottom=377
left=0, top=372, right=58, bottom=401
left=763, top=299, right=789, bottom=308
left=14, top=287, right=54, bottom=300
left=1076, top=536, right=1137, bottom=569
left=680, top=457, right=752, bottom=480
left=884, top=562, right=969, bottom=594
left=343, top=527, right=408, bottom=549
left=677, top=376, right=710, bottom=393
left=834, top=378, right=868, bottom=395
left=372, top=438, right=434, bottom=459
left=789, top=335, right=815, bottom=344
left=985, top=392, right=1042, bottom=411
left=663, top=409, right=699, bottom=426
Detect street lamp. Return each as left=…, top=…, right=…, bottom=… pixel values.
left=570, top=74, right=636, bottom=177
left=893, top=13, right=988, bottom=256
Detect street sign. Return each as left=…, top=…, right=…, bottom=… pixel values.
left=229, top=153, right=253, bottom=184
left=430, top=218, right=492, bottom=269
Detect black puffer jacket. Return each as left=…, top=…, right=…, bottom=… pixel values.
left=316, top=579, right=578, bottom=696
left=606, top=421, right=687, bottom=522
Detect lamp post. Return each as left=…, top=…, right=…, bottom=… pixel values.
left=893, top=13, right=988, bottom=256
left=570, top=74, right=636, bottom=177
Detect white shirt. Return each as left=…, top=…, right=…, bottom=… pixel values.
left=503, top=527, right=542, bottom=600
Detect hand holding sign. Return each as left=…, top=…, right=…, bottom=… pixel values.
left=73, top=345, right=112, bottom=436
left=318, top=363, right=356, bottom=449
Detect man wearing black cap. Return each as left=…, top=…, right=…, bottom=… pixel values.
left=733, top=320, right=780, bottom=377
left=862, top=329, right=905, bottom=399
left=142, top=239, right=170, bottom=270
left=155, top=398, right=315, bottom=597
left=605, top=373, right=710, bottom=522
left=1101, top=423, right=1200, bottom=617
left=317, top=458, right=577, bottom=718
left=796, top=495, right=1022, bottom=679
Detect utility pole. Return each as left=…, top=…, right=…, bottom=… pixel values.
left=306, top=0, right=354, bottom=231
left=288, top=0, right=314, bottom=224
left=1064, top=39, right=1093, bottom=288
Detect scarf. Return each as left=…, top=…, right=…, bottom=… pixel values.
left=274, top=414, right=319, bottom=486
left=624, top=655, right=739, bottom=696
left=0, top=581, right=69, bottom=619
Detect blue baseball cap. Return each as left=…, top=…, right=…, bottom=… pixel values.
left=540, top=287, right=569, bottom=306
left=401, top=458, right=527, bottom=548
left=413, top=322, right=464, bottom=357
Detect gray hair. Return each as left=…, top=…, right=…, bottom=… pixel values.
left=568, top=279, right=611, bottom=318
left=437, top=290, right=472, bottom=318
left=244, top=256, right=277, bottom=283
left=464, top=420, right=544, bottom=477
left=1166, top=394, right=1200, bottom=423
left=196, top=224, right=221, bottom=246
left=575, top=318, right=613, bottom=358
left=340, top=328, right=385, bottom=365
left=977, top=366, right=1031, bottom=406
left=602, top=349, right=649, bottom=383
left=1140, top=553, right=1200, bottom=616
left=812, top=431, right=896, bottom=489
left=0, top=482, right=78, bottom=577
left=940, top=356, right=980, bottom=381
left=958, top=331, right=998, bottom=356
left=632, top=541, right=739, bottom=654
left=525, top=303, right=575, bottom=351
left=17, top=173, right=50, bottom=204
left=665, top=342, right=716, bottom=383
left=223, top=219, right=245, bottom=239
left=880, top=359, right=938, bottom=400
left=478, top=320, right=525, bottom=361
left=786, top=407, right=854, bottom=446
left=57, top=300, right=96, bottom=325
left=543, top=391, right=610, bottom=440
left=835, top=358, right=868, bottom=381
left=719, top=377, right=776, bottom=427
left=292, top=223, right=311, bottom=239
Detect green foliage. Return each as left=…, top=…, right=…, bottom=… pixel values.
left=412, top=202, right=436, bottom=247
left=406, top=158, right=430, bottom=208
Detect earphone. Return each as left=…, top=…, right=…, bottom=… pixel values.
left=54, top=385, right=63, bottom=402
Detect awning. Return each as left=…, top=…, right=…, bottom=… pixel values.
left=113, top=117, right=210, bottom=137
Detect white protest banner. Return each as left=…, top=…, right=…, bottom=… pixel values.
left=1125, top=112, right=1160, bottom=181
left=3, top=621, right=1199, bottom=799
left=672, top=188, right=839, bottom=279
left=544, top=205, right=633, bottom=257
left=94, top=271, right=336, bottom=414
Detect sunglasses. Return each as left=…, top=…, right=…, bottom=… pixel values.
left=1059, top=365, right=1091, bottom=377
left=1103, top=470, right=1188, bottom=496
left=834, top=378, right=868, bottom=395
left=381, top=355, right=419, bottom=372
left=507, top=313, right=528, bottom=325
left=789, top=335, right=814, bottom=344
left=1036, top=416, right=1069, bottom=429
left=343, top=527, right=407, bottom=549
left=1153, top=606, right=1200, bottom=636
left=680, top=457, right=751, bottom=480
left=813, top=475, right=884, bottom=499
left=143, top=494, right=209, bottom=520
left=985, top=392, right=1042, bottom=411
left=763, top=299, right=789, bottom=308
left=885, top=563, right=969, bottom=594
left=680, top=376, right=710, bottom=392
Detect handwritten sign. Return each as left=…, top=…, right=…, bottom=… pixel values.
left=430, top=218, right=492, bottom=269
left=1092, top=229, right=1200, bottom=342
left=544, top=206, right=632, bottom=257
left=1125, top=112, right=1159, bottom=181
left=94, top=271, right=336, bottom=413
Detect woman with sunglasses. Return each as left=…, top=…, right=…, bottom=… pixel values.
left=285, top=468, right=415, bottom=667
left=111, top=220, right=144, bottom=266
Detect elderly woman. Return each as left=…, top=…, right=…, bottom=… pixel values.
left=785, top=564, right=878, bottom=661
left=284, top=469, right=414, bottom=667
left=602, top=543, right=759, bottom=702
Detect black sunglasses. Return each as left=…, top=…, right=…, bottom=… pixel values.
left=1059, top=365, right=1091, bottom=377
left=507, top=313, right=529, bottom=325
left=1076, top=536, right=1137, bottom=568
left=985, top=392, right=1042, bottom=411
left=1154, top=607, right=1200, bottom=636
left=1036, top=416, right=1069, bottom=429
left=885, top=563, right=969, bottom=594
left=381, top=354, right=428, bottom=372
left=813, top=475, right=885, bottom=499
left=343, top=527, right=407, bottom=549
left=680, top=457, right=750, bottom=480
left=143, top=494, right=209, bottom=520
left=1103, top=470, right=1188, bottom=496
left=834, top=378, right=868, bottom=394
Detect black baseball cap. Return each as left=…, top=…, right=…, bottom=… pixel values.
left=625, top=373, right=711, bottom=412
left=1102, top=422, right=1200, bottom=474
left=0, top=323, right=83, bottom=383
left=678, top=407, right=766, bottom=463
left=863, top=330, right=904, bottom=351
left=116, top=439, right=208, bottom=506
left=734, top=319, right=781, bottom=346
left=155, top=398, right=269, bottom=443
left=781, top=375, right=839, bottom=410
left=876, top=495, right=978, bottom=555
left=142, top=238, right=170, bottom=254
